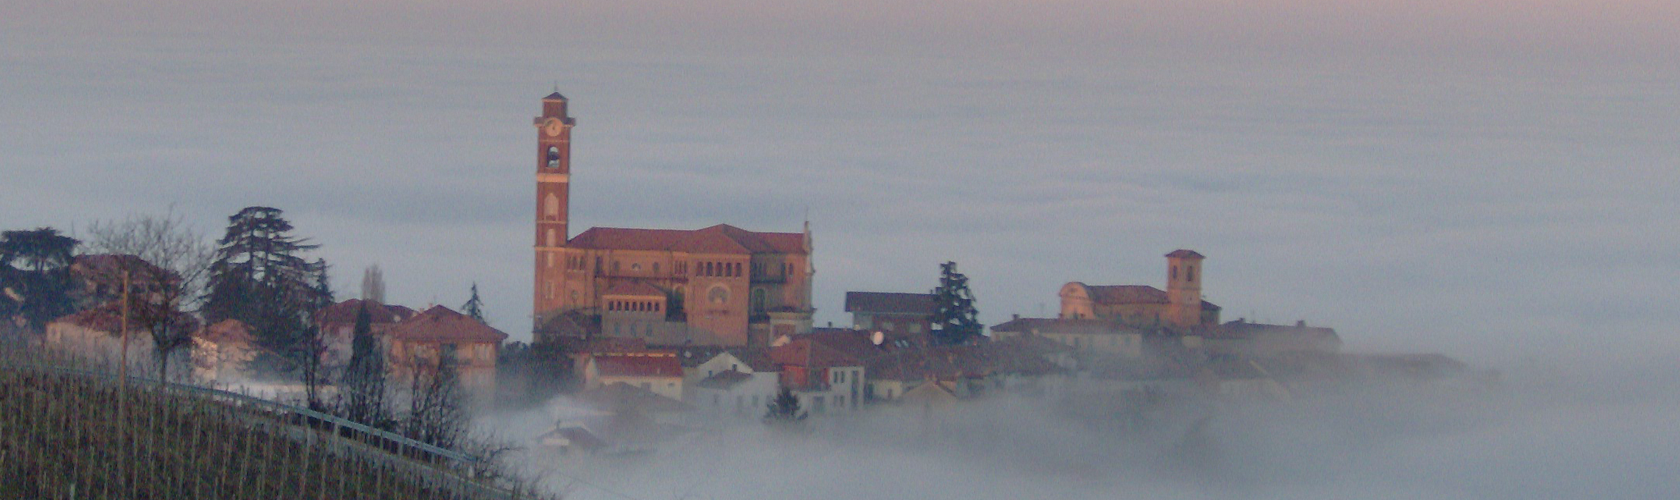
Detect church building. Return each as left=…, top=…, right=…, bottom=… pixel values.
left=1058, top=250, right=1220, bottom=330
left=529, top=92, right=815, bottom=347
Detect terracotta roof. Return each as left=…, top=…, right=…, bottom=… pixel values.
left=316, top=299, right=416, bottom=326
left=1087, top=285, right=1170, bottom=305
left=72, top=254, right=179, bottom=285
left=535, top=310, right=602, bottom=338
left=568, top=224, right=806, bottom=255
left=387, top=306, right=508, bottom=344
left=198, top=319, right=255, bottom=344
left=696, top=370, right=755, bottom=390
left=543, top=91, right=567, bottom=101
left=772, top=329, right=903, bottom=368
left=602, top=281, right=666, bottom=297
left=54, top=300, right=199, bottom=334
left=1165, top=249, right=1206, bottom=259
left=592, top=353, right=683, bottom=378
left=844, top=292, right=935, bottom=315
left=864, top=342, right=1063, bottom=382
left=990, top=317, right=1143, bottom=335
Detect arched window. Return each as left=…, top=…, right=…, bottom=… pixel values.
left=547, top=146, right=561, bottom=168
left=1187, top=266, right=1195, bottom=282
left=544, top=193, right=560, bottom=220
left=751, top=288, right=767, bottom=314
left=1171, top=265, right=1178, bottom=280
left=612, top=261, right=620, bottom=273
left=547, top=229, right=556, bottom=247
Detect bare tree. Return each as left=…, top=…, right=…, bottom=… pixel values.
left=84, top=210, right=214, bottom=381
left=360, top=265, right=385, bottom=303
left=403, top=346, right=468, bottom=449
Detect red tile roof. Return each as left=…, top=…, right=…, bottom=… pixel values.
left=990, top=317, right=1144, bottom=334
left=1087, top=285, right=1170, bottom=305
left=568, top=224, right=806, bottom=255
left=696, top=370, right=755, bottom=389
left=844, top=291, right=936, bottom=315
left=1165, top=249, right=1206, bottom=259
left=387, top=305, right=508, bottom=344
left=592, top=353, right=684, bottom=378
left=316, top=299, right=417, bottom=326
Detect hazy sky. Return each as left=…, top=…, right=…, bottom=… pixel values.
left=4, top=0, right=1677, bottom=367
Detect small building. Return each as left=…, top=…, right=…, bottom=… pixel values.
left=386, top=305, right=509, bottom=397
left=1187, top=319, right=1341, bottom=358
left=581, top=352, right=685, bottom=401
left=314, top=299, right=418, bottom=367
left=769, top=330, right=879, bottom=414
left=192, top=319, right=257, bottom=384
left=690, top=368, right=781, bottom=420
left=989, top=317, right=1145, bottom=358
left=843, top=291, right=935, bottom=346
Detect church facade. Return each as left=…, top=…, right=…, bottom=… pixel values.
left=529, top=92, right=815, bottom=347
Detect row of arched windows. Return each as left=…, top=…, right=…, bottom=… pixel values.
left=697, top=261, right=741, bottom=278
left=608, top=300, right=662, bottom=313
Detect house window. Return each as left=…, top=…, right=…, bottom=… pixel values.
left=1172, top=265, right=1178, bottom=280
left=632, top=263, right=641, bottom=272
left=1187, top=266, right=1195, bottom=281
left=813, top=396, right=826, bottom=413
left=835, top=396, right=844, bottom=408
left=612, top=261, right=620, bottom=273
left=653, top=263, right=660, bottom=274
left=908, top=323, right=921, bottom=333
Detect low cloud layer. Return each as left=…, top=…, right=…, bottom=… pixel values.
left=474, top=355, right=1680, bottom=500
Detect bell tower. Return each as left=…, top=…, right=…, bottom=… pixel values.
left=533, top=91, right=576, bottom=325
left=1165, top=249, right=1205, bottom=328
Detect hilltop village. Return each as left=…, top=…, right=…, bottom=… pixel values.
left=23, top=92, right=1477, bottom=456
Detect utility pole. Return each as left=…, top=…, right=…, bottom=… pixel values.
left=120, top=270, right=130, bottom=390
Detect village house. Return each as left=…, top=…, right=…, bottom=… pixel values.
left=580, top=351, right=685, bottom=401
left=1185, top=319, right=1342, bottom=357
left=863, top=339, right=1066, bottom=403
left=314, top=299, right=418, bottom=367
left=385, top=305, right=508, bottom=397
left=191, top=319, right=256, bottom=384
left=988, top=316, right=1146, bottom=358
left=769, top=330, right=882, bottom=415
left=44, top=300, right=197, bottom=376
left=527, top=92, right=816, bottom=348
left=683, top=350, right=780, bottom=420
left=843, top=291, right=936, bottom=346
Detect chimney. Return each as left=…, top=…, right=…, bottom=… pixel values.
left=1012, top=313, right=1020, bottom=320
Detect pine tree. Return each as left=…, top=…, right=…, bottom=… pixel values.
left=764, top=386, right=807, bottom=425
left=339, top=302, right=390, bottom=428
left=930, top=261, right=981, bottom=345
left=461, top=282, right=486, bottom=323
left=0, top=228, right=80, bottom=334
left=200, top=207, right=332, bottom=382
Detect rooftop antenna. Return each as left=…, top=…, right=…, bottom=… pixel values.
left=553, top=81, right=559, bottom=93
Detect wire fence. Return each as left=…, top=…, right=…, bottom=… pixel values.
left=0, top=354, right=553, bottom=499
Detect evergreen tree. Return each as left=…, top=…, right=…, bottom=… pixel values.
left=764, top=386, right=808, bottom=425
left=200, top=207, right=332, bottom=382
left=339, top=302, right=391, bottom=428
left=0, top=228, right=80, bottom=334
left=930, top=261, right=981, bottom=345
left=461, top=282, right=486, bottom=323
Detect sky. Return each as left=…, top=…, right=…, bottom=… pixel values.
left=3, top=0, right=1678, bottom=369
